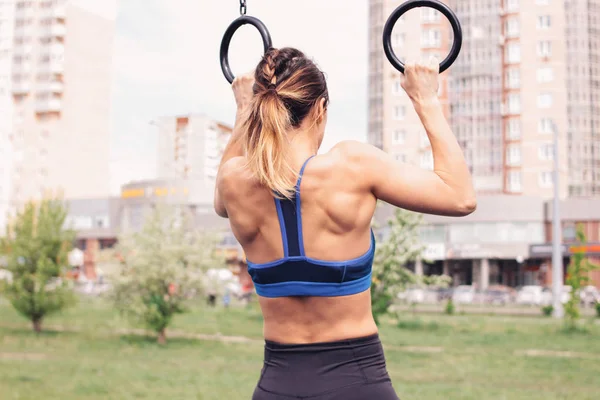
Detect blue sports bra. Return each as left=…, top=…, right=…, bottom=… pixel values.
left=246, top=156, right=376, bottom=298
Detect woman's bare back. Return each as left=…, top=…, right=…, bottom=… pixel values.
left=218, top=145, right=379, bottom=343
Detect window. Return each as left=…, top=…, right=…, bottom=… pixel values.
left=420, top=130, right=429, bottom=147
left=508, top=171, right=522, bottom=192
left=537, top=93, right=553, bottom=108
left=537, top=67, right=554, bottom=82
left=393, top=33, right=405, bottom=48
left=505, top=18, right=519, bottom=38
left=506, top=68, right=520, bottom=88
left=421, top=8, right=440, bottom=22
left=508, top=93, right=521, bottom=113
left=506, top=43, right=520, bottom=63
left=392, top=80, right=402, bottom=95
left=539, top=143, right=554, bottom=160
left=538, top=118, right=554, bottom=134
left=394, top=105, right=406, bottom=120
left=507, top=0, right=519, bottom=11
left=421, top=29, right=441, bottom=48
left=537, top=41, right=552, bottom=57
left=537, top=15, right=551, bottom=29
left=394, top=153, right=406, bottom=163
left=508, top=119, right=521, bottom=139
left=506, top=144, right=521, bottom=166
left=420, top=150, right=433, bottom=170
left=393, top=130, right=405, bottom=145
left=539, top=171, right=553, bottom=187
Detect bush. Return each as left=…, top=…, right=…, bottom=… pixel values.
left=445, top=298, right=455, bottom=315
left=595, top=302, right=600, bottom=318
left=0, top=199, right=76, bottom=332
left=541, top=305, right=553, bottom=317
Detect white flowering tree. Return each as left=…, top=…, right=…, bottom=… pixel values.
left=111, top=205, right=224, bottom=344
left=371, top=207, right=450, bottom=324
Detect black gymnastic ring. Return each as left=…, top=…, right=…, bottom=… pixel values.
left=220, top=15, right=273, bottom=84
left=382, top=0, right=462, bottom=74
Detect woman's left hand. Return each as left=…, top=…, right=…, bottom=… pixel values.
left=232, top=72, right=255, bottom=110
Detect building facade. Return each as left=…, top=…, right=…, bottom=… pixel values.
left=4, top=0, right=115, bottom=224
left=376, top=196, right=600, bottom=289
left=369, top=0, right=450, bottom=172
left=0, top=0, right=15, bottom=231
left=565, top=0, right=600, bottom=196
left=368, top=0, right=599, bottom=198
left=156, top=114, right=232, bottom=188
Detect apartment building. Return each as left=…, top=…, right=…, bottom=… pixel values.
left=156, top=114, right=232, bottom=188
left=565, top=0, right=600, bottom=196
left=5, top=0, right=115, bottom=219
left=368, top=0, right=599, bottom=198
left=369, top=0, right=450, bottom=171
left=0, top=0, right=15, bottom=231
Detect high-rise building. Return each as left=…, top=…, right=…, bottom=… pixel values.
left=565, top=0, right=600, bottom=196
left=369, top=0, right=450, bottom=171
left=155, top=114, right=232, bottom=187
left=368, top=0, right=599, bottom=198
left=0, top=0, right=15, bottom=231
left=5, top=0, right=115, bottom=217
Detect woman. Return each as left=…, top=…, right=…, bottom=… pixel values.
left=214, top=47, right=476, bottom=400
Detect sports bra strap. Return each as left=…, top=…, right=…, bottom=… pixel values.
left=295, top=155, right=316, bottom=190
left=274, top=155, right=316, bottom=258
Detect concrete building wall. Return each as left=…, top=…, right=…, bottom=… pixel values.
left=8, top=0, right=115, bottom=212
left=0, top=0, right=15, bottom=232
left=156, top=114, right=232, bottom=188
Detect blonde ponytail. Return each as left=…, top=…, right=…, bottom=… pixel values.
left=243, top=91, right=297, bottom=199
left=242, top=47, right=329, bottom=199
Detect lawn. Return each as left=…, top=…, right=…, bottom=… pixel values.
left=1, top=297, right=599, bottom=399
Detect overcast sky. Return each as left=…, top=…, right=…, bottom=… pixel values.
left=106, top=0, right=369, bottom=194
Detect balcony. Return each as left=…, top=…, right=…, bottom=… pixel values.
left=14, top=26, right=29, bottom=38
left=15, top=8, right=34, bottom=20
left=12, top=45, right=33, bottom=57
left=38, top=61, right=64, bottom=75
left=39, top=24, right=66, bottom=39
left=12, top=82, right=31, bottom=95
left=40, top=7, right=66, bottom=20
left=12, top=62, right=32, bottom=75
left=35, top=99, right=61, bottom=113
left=36, top=81, right=64, bottom=94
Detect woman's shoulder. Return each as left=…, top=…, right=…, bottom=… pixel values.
left=326, top=140, right=381, bottom=167
left=217, top=156, right=258, bottom=195
left=329, top=140, right=378, bottom=158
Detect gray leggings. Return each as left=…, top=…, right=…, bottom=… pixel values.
left=252, top=334, right=400, bottom=400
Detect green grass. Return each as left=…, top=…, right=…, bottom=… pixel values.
left=1, top=297, right=600, bottom=399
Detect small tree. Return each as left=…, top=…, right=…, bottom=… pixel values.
left=371, top=207, right=449, bottom=324
left=111, top=205, right=223, bottom=344
left=0, top=199, right=76, bottom=332
left=564, top=225, right=599, bottom=328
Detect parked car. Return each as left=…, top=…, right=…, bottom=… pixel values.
left=452, top=285, right=475, bottom=304
left=540, top=285, right=572, bottom=306
left=483, top=285, right=515, bottom=305
left=515, top=285, right=544, bottom=305
left=579, top=285, right=599, bottom=306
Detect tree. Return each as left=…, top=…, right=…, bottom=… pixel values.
left=564, top=225, right=599, bottom=329
left=0, top=199, right=76, bottom=332
left=111, top=205, right=224, bottom=344
left=371, top=207, right=449, bottom=324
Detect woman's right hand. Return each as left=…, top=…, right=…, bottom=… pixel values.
left=400, top=56, right=440, bottom=105
left=232, top=72, right=256, bottom=111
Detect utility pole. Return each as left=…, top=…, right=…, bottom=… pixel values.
left=551, top=121, right=564, bottom=318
